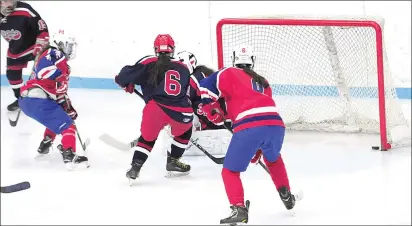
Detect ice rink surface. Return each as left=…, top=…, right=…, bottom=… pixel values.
left=1, top=87, right=411, bottom=225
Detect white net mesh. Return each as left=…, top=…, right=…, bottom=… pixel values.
left=217, top=16, right=411, bottom=149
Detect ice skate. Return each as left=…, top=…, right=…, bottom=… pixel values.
left=278, top=186, right=296, bottom=210
left=126, top=161, right=143, bottom=186
left=7, top=100, right=19, bottom=112
left=35, top=136, right=54, bottom=159
left=57, top=145, right=89, bottom=170
left=165, top=152, right=191, bottom=178
left=220, top=200, right=250, bottom=225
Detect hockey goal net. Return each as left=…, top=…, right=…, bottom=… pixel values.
left=215, top=16, right=411, bottom=151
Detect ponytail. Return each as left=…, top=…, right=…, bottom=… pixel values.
left=149, top=53, right=171, bottom=86
left=242, top=67, right=269, bottom=88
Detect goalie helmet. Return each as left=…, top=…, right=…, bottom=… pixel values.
left=177, top=51, right=197, bottom=74
left=154, top=34, right=175, bottom=57
left=232, top=45, right=255, bottom=69
left=0, top=0, right=18, bottom=16
left=51, top=29, right=77, bottom=60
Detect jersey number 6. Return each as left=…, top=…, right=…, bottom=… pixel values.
left=164, top=70, right=181, bottom=96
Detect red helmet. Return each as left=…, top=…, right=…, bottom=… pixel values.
left=154, top=34, right=175, bottom=55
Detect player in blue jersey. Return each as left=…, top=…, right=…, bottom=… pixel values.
left=115, top=34, right=194, bottom=182
left=18, top=29, right=88, bottom=170
left=198, top=45, right=296, bottom=225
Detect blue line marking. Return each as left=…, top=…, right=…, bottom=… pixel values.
left=1, top=75, right=410, bottom=99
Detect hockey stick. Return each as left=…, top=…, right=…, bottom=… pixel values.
left=74, top=123, right=90, bottom=152
left=133, top=88, right=225, bottom=164
left=212, top=110, right=270, bottom=174
left=1, top=181, right=31, bottom=193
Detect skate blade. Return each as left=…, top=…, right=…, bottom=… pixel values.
left=165, top=171, right=190, bottom=178
left=128, top=178, right=135, bottom=186
left=34, top=153, right=48, bottom=160
left=64, top=161, right=90, bottom=171
left=221, top=221, right=247, bottom=226
left=294, top=190, right=304, bottom=202
left=288, top=190, right=304, bottom=217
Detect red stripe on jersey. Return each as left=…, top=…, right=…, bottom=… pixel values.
left=139, top=56, right=158, bottom=65
left=9, top=11, right=33, bottom=18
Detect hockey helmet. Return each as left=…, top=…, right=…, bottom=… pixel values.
left=154, top=34, right=175, bottom=57
left=177, top=51, right=197, bottom=74
left=51, top=29, right=77, bottom=60
left=232, top=45, right=255, bottom=69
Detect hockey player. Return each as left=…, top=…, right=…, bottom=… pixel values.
left=115, top=34, right=194, bottom=182
left=198, top=46, right=295, bottom=225
left=18, top=30, right=88, bottom=170
left=176, top=51, right=229, bottom=131
left=1, top=0, right=49, bottom=113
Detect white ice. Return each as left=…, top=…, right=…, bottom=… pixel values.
left=1, top=87, right=411, bottom=225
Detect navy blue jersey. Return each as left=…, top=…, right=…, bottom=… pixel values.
left=116, top=55, right=193, bottom=116
left=1, top=1, right=48, bottom=58
left=188, top=69, right=206, bottom=104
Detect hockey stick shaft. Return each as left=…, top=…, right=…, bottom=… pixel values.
left=74, top=123, right=89, bottom=152
left=133, top=89, right=224, bottom=164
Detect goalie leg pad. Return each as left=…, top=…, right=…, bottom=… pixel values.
left=170, top=127, right=192, bottom=159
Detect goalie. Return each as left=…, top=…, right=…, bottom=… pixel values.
left=176, top=51, right=230, bottom=132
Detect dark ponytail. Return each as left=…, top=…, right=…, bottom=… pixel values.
left=149, top=53, right=171, bottom=86
left=193, top=65, right=216, bottom=77
left=242, top=66, right=269, bottom=88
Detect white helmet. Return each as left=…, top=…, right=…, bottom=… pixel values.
left=51, top=29, right=77, bottom=60
left=177, top=51, right=197, bottom=74
left=232, top=45, right=255, bottom=69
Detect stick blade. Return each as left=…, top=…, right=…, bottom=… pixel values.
left=1, top=181, right=31, bottom=193
left=99, top=134, right=131, bottom=151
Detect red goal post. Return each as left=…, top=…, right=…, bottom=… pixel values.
left=216, top=17, right=411, bottom=151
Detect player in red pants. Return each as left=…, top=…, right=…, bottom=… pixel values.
left=198, top=45, right=296, bottom=224
left=115, top=34, right=194, bottom=183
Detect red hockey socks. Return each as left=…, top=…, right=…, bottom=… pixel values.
left=44, top=128, right=57, bottom=141
left=264, top=154, right=290, bottom=191
left=222, top=167, right=245, bottom=207
left=61, top=125, right=76, bottom=152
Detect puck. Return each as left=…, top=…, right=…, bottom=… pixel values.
left=372, top=146, right=380, bottom=150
